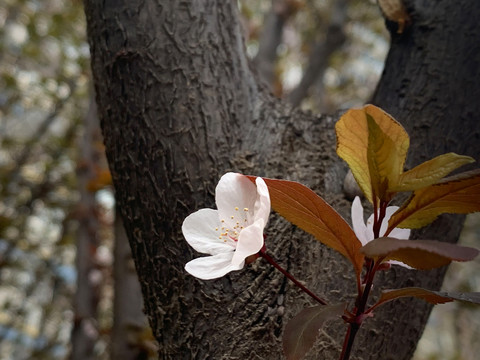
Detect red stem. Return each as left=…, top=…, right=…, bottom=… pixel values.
left=339, top=201, right=388, bottom=360
left=339, top=323, right=359, bottom=360
left=372, top=201, right=387, bottom=239
left=259, top=250, right=328, bottom=305
left=339, top=265, right=377, bottom=360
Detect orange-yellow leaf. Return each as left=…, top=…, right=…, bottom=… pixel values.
left=377, top=0, right=411, bottom=34
left=361, top=237, right=479, bottom=269
left=248, top=177, right=364, bottom=275
left=392, top=153, right=475, bottom=191
left=366, top=113, right=404, bottom=202
left=283, top=303, right=346, bottom=360
left=388, top=169, right=480, bottom=230
left=336, top=105, right=409, bottom=204
left=87, top=169, right=112, bottom=192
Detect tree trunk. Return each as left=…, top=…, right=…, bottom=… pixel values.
left=287, top=0, right=348, bottom=108
left=112, top=213, right=154, bottom=359
left=84, top=0, right=480, bottom=359
left=253, top=0, right=292, bottom=92
left=71, top=93, right=101, bottom=360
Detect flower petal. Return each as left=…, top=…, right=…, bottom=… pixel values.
left=254, top=177, right=271, bottom=225
left=383, top=205, right=410, bottom=239
left=216, top=173, right=257, bottom=224
left=351, top=196, right=369, bottom=245
left=389, top=227, right=411, bottom=240
left=182, top=208, right=234, bottom=255
left=364, top=214, right=375, bottom=241
left=381, top=205, right=400, bottom=236
left=388, top=260, right=412, bottom=268
left=185, top=252, right=242, bottom=280
left=231, top=218, right=265, bottom=267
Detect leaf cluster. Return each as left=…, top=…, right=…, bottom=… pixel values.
left=251, top=105, right=480, bottom=360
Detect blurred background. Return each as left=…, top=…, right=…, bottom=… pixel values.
left=0, top=0, right=478, bottom=359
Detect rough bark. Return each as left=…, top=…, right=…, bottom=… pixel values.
left=84, top=0, right=480, bottom=359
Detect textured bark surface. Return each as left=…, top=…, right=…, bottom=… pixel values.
left=84, top=0, right=480, bottom=359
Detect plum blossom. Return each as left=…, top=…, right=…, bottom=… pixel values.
left=182, top=172, right=270, bottom=280
left=351, top=196, right=411, bottom=267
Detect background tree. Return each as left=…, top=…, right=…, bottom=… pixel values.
left=0, top=1, right=91, bottom=358
left=84, top=0, right=480, bottom=359
left=0, top=1, right=151, bottom=359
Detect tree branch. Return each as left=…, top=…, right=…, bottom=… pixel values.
left=288, top=0, right=348, bottom=108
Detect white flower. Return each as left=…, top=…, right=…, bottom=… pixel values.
left=351, top=196, right=411, bottom=267
left=182, top=172, right=270, bottom=280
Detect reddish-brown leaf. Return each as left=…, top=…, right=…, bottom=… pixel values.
left=360, top=237, right=479, bottom=269
left=283, top=303, right=346, bottom=360
left=375, top=287, right=480, bottom=308
left=248, top=176, right=364, bottom=275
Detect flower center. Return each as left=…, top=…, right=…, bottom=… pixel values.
left=216, top=206, right=250, bottom=243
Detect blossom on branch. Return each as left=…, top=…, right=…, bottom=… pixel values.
left=351, top=196, right=411, bottom=267
left=182, top=172, right=270, bottom=280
